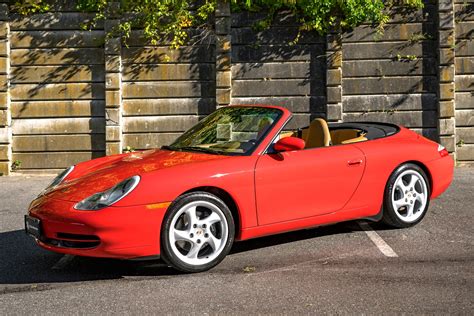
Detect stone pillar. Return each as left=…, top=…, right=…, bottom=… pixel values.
left=0, top=3, right=11, bottom=175
left=438, top=0, right=456, bottom=157
left=104, top=2, right=123, bottom=155
left=326, top=30, right=343, bottom=122
left=215, top=0, right=232, bottom=108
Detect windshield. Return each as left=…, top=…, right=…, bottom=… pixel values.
left=165, top=107, right=282, bottom=155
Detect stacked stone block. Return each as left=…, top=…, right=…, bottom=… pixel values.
left=0, top=2, right=11, bottom=175
left=104, top=2, right=123, bottom=155
left=326, top=30, right=342, bottom=122
left=454, top=0, right=474, bottom=166
left=438, top=0, right=457, bottom=157
left=216, top=0, right=232, bottom=108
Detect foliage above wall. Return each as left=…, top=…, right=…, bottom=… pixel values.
left=12, top=0, right=424, bottom=47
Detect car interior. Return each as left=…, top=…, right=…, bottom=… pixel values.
left=193, top=116, right=398, bottom=154
left=279, top=118, right=368, bottom=149
left=278, top=118, right=399, bottom=150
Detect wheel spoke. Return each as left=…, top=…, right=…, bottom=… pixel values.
left=184, top=206, right=198, bottom=228
left=415, top=192, right=425, bottom=205
left=393, top=198, right=406, bottom=210
left=396, top=181, right=408, bottom=194
left=407, top=175, right=419, bottom=191
left=203, top=212, right=221, bottom=226
left=206, top=233, right=222, bottom=252
left=186, top=242, right=203, bottom=259
left=174, top=229, right=191, bottom=243
left=406, top=203, right=414, bottom=218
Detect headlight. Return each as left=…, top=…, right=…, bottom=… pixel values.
left=44, top=166, right=75, bottom=192
left=74, top=175, right=140, bottom=211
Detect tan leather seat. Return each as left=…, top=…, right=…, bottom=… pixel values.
left=330, top=129, right=359, bottom=145
left=279, top=131, right=295, bottom=139
left=341, top=135, right=367, bottom=144
left=304, top=118, right=331, bottom=149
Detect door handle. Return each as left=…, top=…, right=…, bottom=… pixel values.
left=348, top=159, right=363, bottom=166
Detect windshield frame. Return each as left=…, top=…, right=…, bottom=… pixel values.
left=163, top=106, right=284, bottom=156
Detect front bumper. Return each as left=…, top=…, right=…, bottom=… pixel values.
left=27, top=196, right=168, bottom=259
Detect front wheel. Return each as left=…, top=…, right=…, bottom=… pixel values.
left=382, top=163, right=431, bottom=228
left=161, top=192, right=235, bottom=273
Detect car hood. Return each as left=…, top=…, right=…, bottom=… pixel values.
left=43, top=149, right=228, bottom=202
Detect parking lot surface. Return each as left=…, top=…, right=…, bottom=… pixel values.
left=0, top=169, right=473, bottom=314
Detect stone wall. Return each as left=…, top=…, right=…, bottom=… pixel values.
left=341, top=3, right=438, bottom=139
left=229, top=11, right=327, bottom=130
left=3, top=1, right=106, bottom=172
left=120, top=21, right=216, bottom=152
left=0, top=0, right=472, bottom=174
left=454, top=0, right=474, bottom=165
left=0, top=1, right=11, bottom=174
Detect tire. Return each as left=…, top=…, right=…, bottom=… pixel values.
left=160, top=191, right=235, bottom=273
left=381, top=163, right=431, bottom=228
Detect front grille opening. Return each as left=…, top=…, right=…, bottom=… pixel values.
left=56, top=233, right=100, bottom=242
left=42, top=233, right=101, bottom=249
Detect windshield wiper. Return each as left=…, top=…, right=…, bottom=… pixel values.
left=175, top=146, right=221, bottom=155
left=161, top=145, right=176, bottom=151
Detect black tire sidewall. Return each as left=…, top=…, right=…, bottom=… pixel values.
left=383, top=163, right=431, bottom=228
left=160, top=192, right=235, bottom=273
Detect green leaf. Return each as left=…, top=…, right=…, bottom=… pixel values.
left=11, top=0, right=424, bottom=48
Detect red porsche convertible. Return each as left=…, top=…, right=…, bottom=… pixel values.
left=26, top=105, right=453, bottom=272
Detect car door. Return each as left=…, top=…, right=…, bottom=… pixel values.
left=255, top=144, right=366, bottom=225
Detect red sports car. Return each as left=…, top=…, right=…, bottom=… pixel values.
left=26, top=105, right=453, bottom=272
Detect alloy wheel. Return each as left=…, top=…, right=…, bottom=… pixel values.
left=391, top=170, right=428, bottom=223
left=168, top=200, right=229, bottom=266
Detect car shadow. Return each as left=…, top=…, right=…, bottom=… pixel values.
left=0, top=220, right=392, bottom=285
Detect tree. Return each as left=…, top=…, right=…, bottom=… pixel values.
left=11, top=0, right=424, bottom=47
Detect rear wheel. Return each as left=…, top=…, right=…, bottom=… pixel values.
left=382, top=163, right=430, bottom=228
left=161, top=192, right=235, bottom=273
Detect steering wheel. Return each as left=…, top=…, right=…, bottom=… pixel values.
left=239, top=139, right=256, bottom=152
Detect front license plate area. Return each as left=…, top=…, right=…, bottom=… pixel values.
left=24, top=215, right=41, bottom=239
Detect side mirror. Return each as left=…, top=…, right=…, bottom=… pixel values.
left=274, top=137, right=305, bottom=152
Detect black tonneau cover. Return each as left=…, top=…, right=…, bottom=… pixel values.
left=328, top=122, right=400, bottom=140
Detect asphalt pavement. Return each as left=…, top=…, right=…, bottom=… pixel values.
left=0, top=169, right=473, bottom=314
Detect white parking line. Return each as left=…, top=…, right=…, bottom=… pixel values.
left=51, top=254, right=75, bottom=270
left=358, top=221, right=398, bottom=258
